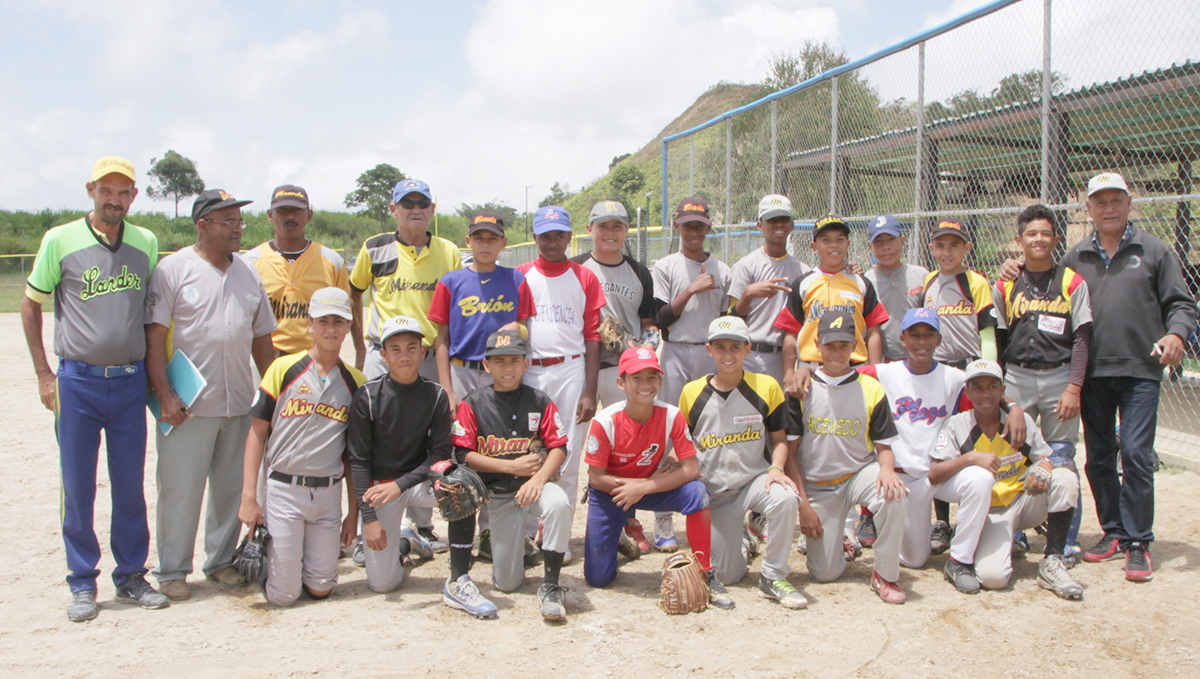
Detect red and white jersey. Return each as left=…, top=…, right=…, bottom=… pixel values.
left=857, top=362, right=971, bottom=476
left=517, top=257, right=605, bottom=359
left=585, top=401, right=697, bottom=479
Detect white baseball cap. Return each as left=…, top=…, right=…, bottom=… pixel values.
left=758, top=194, right=794, bottom=221
left=308, top=287, right=353, bottom=321
left=1087, top=172, right=1129, bottom=197
left=964, top=359, right=1004, bottom=383
left=379, top=315, right=425, bottom=343
left=707, top=316, right=750, bottom=343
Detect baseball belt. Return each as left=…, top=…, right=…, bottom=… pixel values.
left=451, top=358, right=486, bottom=371
left=531, top=354, right=582, bottom=366
left=807, top=472, right=855, bottom=487
left=1010, top=360, right=1069, bottom=371
left=268, top=470, right=340, bottom=488
left=750, top=343, right=782, bottom=354
left=61, top=359, right=145, bottom=378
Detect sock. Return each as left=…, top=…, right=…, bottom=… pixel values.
left=860, top=507, right=873, bottom=520
left=685, top=508, right=713, bottom=571
left=935, top=499, right=950, bottom=524
left=542, top=550, right=564, bottom=585
left=448, top=515, right=476, bottom=581
left=1044, top=509, right=1073, bottom=557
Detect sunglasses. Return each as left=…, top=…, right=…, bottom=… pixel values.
left=397, top=198, right=432, bottom=210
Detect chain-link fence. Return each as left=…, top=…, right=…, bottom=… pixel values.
left=661, top=0, right=1200, bottom=458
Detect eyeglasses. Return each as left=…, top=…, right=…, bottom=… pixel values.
left=397, top=198, right=432, bottom=210
left=204, top=218, right=245, bottom=228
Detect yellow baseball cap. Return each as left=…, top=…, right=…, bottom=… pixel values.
left=91, top=156, right=136, bottom=183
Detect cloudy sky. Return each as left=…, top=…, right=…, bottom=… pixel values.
left=1, top=0, right=1190, bottom=216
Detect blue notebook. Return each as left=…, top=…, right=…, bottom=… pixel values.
left=147, top=350, right=208, bottom=436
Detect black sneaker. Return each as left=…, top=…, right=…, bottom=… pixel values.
left=418, top=526, right=449, bottom=554
left=67, top=589, right=98, bottom=623
left=930, top=520, right=952, bottom=555
left=944, top=557, right=980, bottom=594
left=538, top=582, right=568, bottom=621
left=706, top=570, right=736, bottom=610
left=1083, top=535, right=1124, bottom=563
left=1124, top=542, right=1154, bottom=582
left=115, top=575, right=169, bottom=610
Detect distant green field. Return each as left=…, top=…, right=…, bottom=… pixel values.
left=0, top=272, right=38, bottom=313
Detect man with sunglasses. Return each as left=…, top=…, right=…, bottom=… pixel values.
left=146, top=189, right=278, bottom=601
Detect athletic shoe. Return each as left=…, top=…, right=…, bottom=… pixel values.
left=562, top=546, right=573, bottom=565
left=1062, top=544, right=1083, bottom=568
left=1038, top=555, right=1084, bottom=599
left=115, top=575, right=169, bottom=610
left=618, top=528, right=641, bottom=561
left=477, top=529, right=493, bottom=562
left=871, top=569, right=906, bottom=604
left=706, top=570, right=736, bottom=610
left=944, top=557, right=980, bottom=594
left=843, top=528, right=862, bottom=562
left=67, top=589, right=98, bottom=623
left=856, top=511, right=877, bottom=548
left=654, top=515, right=678, bottom=552
left=743, top=525, right=760, bottom=560
left=1124, top=542, right=1154, bottom=582
left=443, top=575, right=498, bottom=619
left=352, top=537, right=365, bottom=567
left=401, top=521, right=434, bottom=560
left=1012, top=531, right=1030, bottom=556
left=1083, top=535, right=1124, bottom=563
left=930, top=521, right=952, bottom=555
left=625, top=518, right=652, bottom=555
left=524, top=536, right=543, bottom=568
left=538, top=582, right=568, bottom=621
left=758, top=575, right=807, bottom=610
left=418, top=526, right=449, bottom=554
left=796, top=534, right=807, bottom=555
left=747, top=512, right=768, bottom=544
left=208, top=565, right=246, bottom=587
left=159, top=579, right=191, bottom=601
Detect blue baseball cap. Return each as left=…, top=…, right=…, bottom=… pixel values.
left=901, top=307, right=940, bottom=332
left=867, top=215, right=903, bottom=243
left=533, top=205, right=572, bottom=234
left=392, top=179, right=432, bottom=202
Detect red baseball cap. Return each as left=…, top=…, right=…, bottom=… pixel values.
left=618, top=346, right=663, bottom=376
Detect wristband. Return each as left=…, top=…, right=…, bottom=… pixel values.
left=768, top=465, right=785, bottom=474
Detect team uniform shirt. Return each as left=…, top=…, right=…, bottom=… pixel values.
left=572, top=252, right=658, bottom=365
left=865, top=264, right=929, bottom=361
left=922, top=270, right=998, bottom=363
left=773, top=268, right=889, bottom=364
left=145, top=247, right=278, bottom=418
left=789, top=370, right=898, bottom=483
left=680, top=371, right=787, bottom=499
left=26, top=217, right=158, bottom=366
left=727, top=248, right=810, bottom=346
left=993, top=266, right=1092, bottom=366
left=427, top=266, right=537, bottom=362
left=349, top=231, right=462, bottom=347
left=451, top=384, right=569, bottom=494
left=857, top=362, right=970, bottom=476
left=652, top=252, right=732, bottom=343
left=516, top=258, right=605, bottom=359
left=251, top=352, right=367, bottom=478
left=244, top=241, right=350, bottom=354
left=931, top=409, right=1051, bottom=508
left=585, top=401, right=698, bottom=479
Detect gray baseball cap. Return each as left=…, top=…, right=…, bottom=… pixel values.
left=308, top=287, right=353, bottom=321
left=379, top=315, right=425, bottom=343
left=589, top=200, right=629, bottom=225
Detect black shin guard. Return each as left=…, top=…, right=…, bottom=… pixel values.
left=543, top=550, right=564, bottom=585
left=448, top=515, right=477, bottom=581
left=935, top=499, right=950, bottom=523
left=1045, top=509, right=1073, bottom=557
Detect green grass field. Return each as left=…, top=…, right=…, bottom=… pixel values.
left=0, top=273, right=39, bottom=313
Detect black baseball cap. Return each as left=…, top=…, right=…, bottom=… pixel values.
left=192, top=189, right=252, bottom=223
left=469, top=212, right=506, bottom=236
left=818, top=310, right=856, bottom=345
left=930, top=219, right=971, bottom=243
left=270, top=184, right=310, bottom=210
left=813, top=215, right=850, bottom=240
left=485, top=329, right=527, bottom=357
left=673, top=197, right=711, bottom=226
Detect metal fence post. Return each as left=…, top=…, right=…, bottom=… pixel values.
left=911, top=42, right=926, bottom=265
left=771, top=100, right=778, bottom=195
left=1039, top=0, right=1052, bottom=204
left=829, top=76, right=839, bottom=216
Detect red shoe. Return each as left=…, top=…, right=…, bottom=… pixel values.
left=871, top=570, right=906, bottom=604
left=1124, top=543, right=1154, bottom=582
left=625, top=518, right=651, bottom=555
left=1083, top=535, right=1124, bottom=563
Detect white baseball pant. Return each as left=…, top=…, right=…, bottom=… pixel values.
left=486, top=483, right=571, bottom=592
left=709, top=474, right=799, bottom=585
left=974, top=468, right=1079, bottom=590
left=896, top=471, right=991, bottom=569
left=362, top=482, right=438, bottom=593
left=263, top=475, right=343, bottom=606
left=803, top=462, right=908, bottom=583
left=931, top=465, right=1003, bottom=567
left=523, top=357, right=587, bottom=507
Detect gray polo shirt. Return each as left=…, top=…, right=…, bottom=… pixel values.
left=728, top=247, right=810, bottom=346
left=865, top=264, right=929, bottom=361
left=652, top=252, right=731, bottom=343
left=146, top=246, right=277, bottom=418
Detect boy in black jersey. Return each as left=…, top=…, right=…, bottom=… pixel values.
left=347, top=315, right=453, bottom=594
left=447, top=329, right=571, bottom=620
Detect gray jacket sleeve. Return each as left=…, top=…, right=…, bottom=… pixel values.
left=1156, top=248, right=1199, bottom=342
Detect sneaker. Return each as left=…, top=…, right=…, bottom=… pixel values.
left=625, top=518, right=652, bottom=555
left=1124, top=542, right=1154, bottom=582
left=871, top=570, right=906, bottom=604
left=524, top=536, right=543, bottom=568
left=159, top=579, right=192, bottom=601
left=706, top=570, right=736, bottom=610
left=930, top=521, right=952, bottom=555
left=654, top=515, right=678, bottom=552
left=115, top=575, right=169, bottom=610
left=843, top=528, right=862, bottom=562
left=1012, top=531, right=1030, bottom=556
left=758, top=575, right=807, bottom=610
left=943, top=558, right=980, bottom=594
left=418, top=526, right=449, bottom=554
left=856, top=511, right=877, bottom=548
left=796, top=534, right=807, bottom=555
left=747, top=512, right=768, bottom=544
left=1062, top=544, right=1083, bottom=568
left=443, top=575, right=498, bottom=619
left=208, top=565, right=246, bottom=587
left=477, top=529, right=493, bottom=561
left=401, top=520, right=434, bottom=560
left=618, top=528, right=641, bottom=561
left=352, top=537, right=365, bottom=567
left=1084, top=535, right=1125, bottom=563
left=743, top=525, right=760, bottom=560
left=67, top=589, right=98, bottom=622
left=538, top=582, right=568, bottom=621
left=1038, top=555, right=1084, bottom=599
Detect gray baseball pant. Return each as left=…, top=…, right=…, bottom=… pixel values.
left=263, top=475, right=343, bottom=606
left=974, top=468, right=1079, bottom=589
left=803, top=462, right=908, bottom=583
left=486, top=483, right=571, bottom=592
left=363, top=482, right=438, bottom=593
left=710, top=474, right=799, bottom=585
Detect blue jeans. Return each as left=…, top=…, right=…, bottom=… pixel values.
left=1081, top=376, right=1160, bottom=543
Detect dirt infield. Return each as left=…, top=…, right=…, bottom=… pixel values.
left=3, top=312, right=1200, bottom=678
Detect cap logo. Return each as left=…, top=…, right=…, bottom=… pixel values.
left=494, top=334, right=511, bottom=347
left=874, top=216, right=886, bottom=227
left=605, top=202, right=620, bottom=211
left=681, top=203, right=705, bottom=212
left=275, top=190, right=305, bottom=199
left=828, top=316, right=845, bottom=329
left=719, top=320, right=733, bottom=330
left=405, top=181, right=418, bottom=187
left=218, top=191, right=232, bottom=201
left=473, top=215, right=498, bottom=224
left=637, top=348, right=652, bottom=360
left=546, top=209, right=560, bottom=219
left=816, top=216, right=844, bottom=228
left=1097, top=175, right=1112, bottom=184
left=938, top=221, right=963, bottom=231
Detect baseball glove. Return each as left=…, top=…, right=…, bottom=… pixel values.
left=598, top=314, right=637, bottom=354
left=528, top=436, right=560, bottom=482
left=428, top=459, right=490, bottom=521
left=1022, top=462, right=1053, bottom=496
left=659, top=552, right=709, bottom=615
left=233, top=524, right=270, bottom=585
left=637, top=328, right=661, bottom=350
